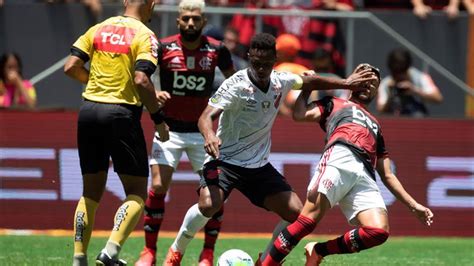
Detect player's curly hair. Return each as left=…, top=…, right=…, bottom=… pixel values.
left=250, top=33, right=276, bottom=55
left=179, top=0, right=205, bottom=13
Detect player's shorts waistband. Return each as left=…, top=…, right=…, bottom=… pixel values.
left=165, top=118, right=199, bottom=133
left=83, top=99, right=143, bottom=112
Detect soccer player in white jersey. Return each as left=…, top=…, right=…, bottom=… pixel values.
left=162, top=33, right=378, bottom=265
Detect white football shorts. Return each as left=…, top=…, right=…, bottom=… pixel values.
left=308, top=144, right=387, bottom=225
left=150, top=131, right=205, bottom=172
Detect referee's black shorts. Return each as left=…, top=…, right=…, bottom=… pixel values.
left=200, top=160, right=293, bottom=209
left=77, top=100, right=149, bottom=177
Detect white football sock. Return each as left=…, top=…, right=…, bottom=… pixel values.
left=261, top=220, right=290, bottom=261
left=171, top=203, right=211, bottom=253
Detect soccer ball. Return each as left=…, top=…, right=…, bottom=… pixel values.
left=217, top=249, right=254, bottom=266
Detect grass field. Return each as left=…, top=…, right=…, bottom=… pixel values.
left=0, top=233, right=473, bottom=265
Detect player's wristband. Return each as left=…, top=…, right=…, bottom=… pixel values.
left=150, top=110, right=165, bottom=125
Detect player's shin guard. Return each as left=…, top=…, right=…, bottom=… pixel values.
left=73, top=197, right=98, bottom=256
left=315, top=226, right=389, bottom=256
left=203, top=205, right=224, bottom=250
left=143, top=190, right=166, bottom=250
left=171, top=203, right=211, bottom=253
left=108, top=194, right=145, bottom=256
left=263, top=215, right=317, bottom=265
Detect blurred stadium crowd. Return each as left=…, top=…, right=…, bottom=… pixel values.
left=0, top=0, right=473, bottom=117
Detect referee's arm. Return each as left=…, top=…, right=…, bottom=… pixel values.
left=64, top=47, right=90, bottom=84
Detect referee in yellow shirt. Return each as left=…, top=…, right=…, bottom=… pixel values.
left=64, top=1, right=170, bottom=265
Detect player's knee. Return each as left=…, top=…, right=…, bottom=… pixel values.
left=198, top=199, right=223, bottom=218
left=149, top=183, right=168, bottom=194
left=361, top=226, right=390, bottom=248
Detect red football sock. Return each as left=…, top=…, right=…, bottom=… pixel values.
left=143, top=190, right=166, bottom=250
left=263, top=215, right=317, bottom=265
left=315, top=226, right=389, bottom=256
left=203, top=206, right=224, bottom=250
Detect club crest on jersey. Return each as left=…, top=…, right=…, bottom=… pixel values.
left=199, top=56, right=212, bottom=70
left=262, top=101, right=271, bottom=113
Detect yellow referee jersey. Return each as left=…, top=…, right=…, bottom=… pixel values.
left=72, top=16, right=159, bottom=106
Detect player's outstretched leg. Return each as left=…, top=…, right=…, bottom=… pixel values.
left=164, top=203, right=211, bottom=266
left=199, top=206, right=224, bottom=266
left=305, top=226, right=389, bottom=265
left=260, top=214, right=317, bottom=266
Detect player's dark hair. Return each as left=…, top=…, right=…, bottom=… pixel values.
left=358, top=63, right=381, bottom=82
left=250, top=33, right=276, bottom=55
left=387, top=48, right=411, bottom=74
left=0, top=52, right=23, bottom=81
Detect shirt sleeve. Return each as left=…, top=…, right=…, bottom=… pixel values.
left=208, top=77, right=238, bottom=110
left=278, top=71, right=303, bottom=91
left=419, top=73, right=439, bottom=94
left=315, top=96, right=333, bottom=130
left=134, top=29, right=159, bottom=67
left=23, top=80, right=36, bottom=101
left=376, top=132, right=389, bottom=158
left=72, top=24, right=99, bottom=60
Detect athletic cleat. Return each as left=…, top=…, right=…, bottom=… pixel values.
left=254, top=253, right=262, bottom=266
left=304, top=242, right=323, bottom=266
left=162, top=248, right=183, bottom=266
left=96, top=249, right=127, bottom=266
left=254, top=252, right=283, bottom=266
left=134, top=247, right=156, bottom=266
left=198, top=248, right=214, bottom=266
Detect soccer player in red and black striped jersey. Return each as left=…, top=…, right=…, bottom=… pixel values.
left=135, top=1, right=235, bottom=266
left=260, top=64, right=434, bottom=266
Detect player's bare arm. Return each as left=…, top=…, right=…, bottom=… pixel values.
left=292, top=90, right=321, bottom=122
left=155, top=90, right=171, bottom=108
left=299, top=68, right=376, bottom=92
left=376, top=157, right=434, bottom=226
left=64, top=55, right=89, bottom=84
left=135, top=70, right=170, bottom=142
left=198, top=105, right=223, bottom=158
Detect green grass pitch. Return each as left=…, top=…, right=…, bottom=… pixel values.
left=0, top=235, right=473, bottom=265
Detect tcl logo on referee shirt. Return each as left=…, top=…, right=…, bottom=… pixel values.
left=94, top=25, right=136, bottom=54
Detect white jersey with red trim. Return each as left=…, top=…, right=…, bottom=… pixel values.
left=206, top=69, right=302, bottom=168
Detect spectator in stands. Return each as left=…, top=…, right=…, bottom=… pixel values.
left=0, top=52, right=37, bottom=109
left=223, top=27, right=248, bottom=71
left=313, top=47, right=350, bottom=99
left=377, top=48, right=443, bottom=117
left=412, top=0, right=460, bottom=19
left=364, top=0, right=464, bottom=19
left=295, top=0, right=354, bottom=78
left=274, top=33, right=312, bottom=117
left=43, top=0, right=102, bottom=21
